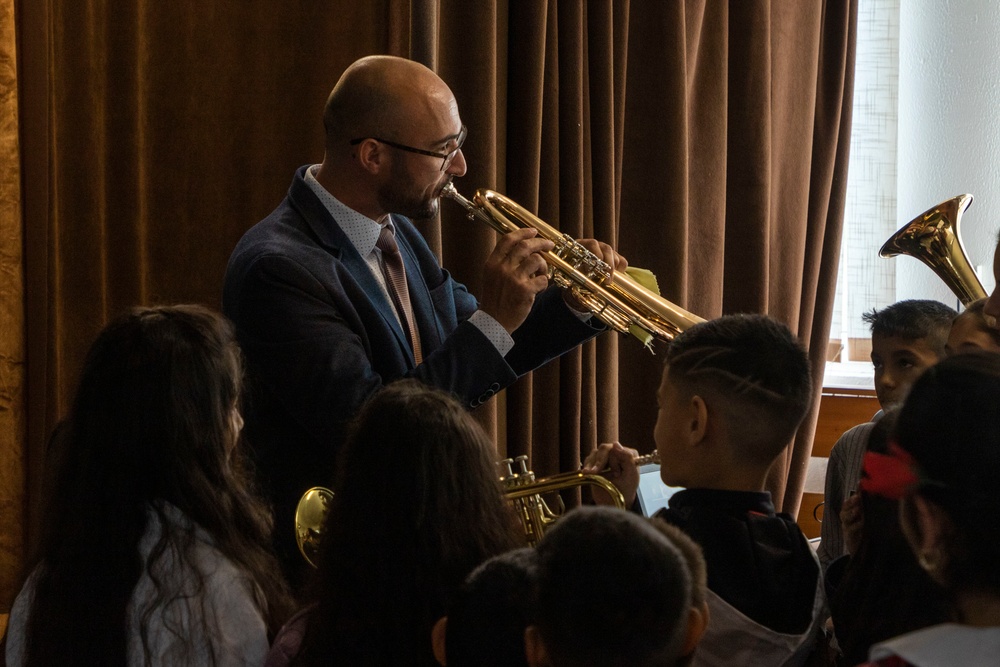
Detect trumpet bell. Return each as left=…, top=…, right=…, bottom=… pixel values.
left=295, top=486, right=334, bottom=568
left=880, top=194, right=986, bottom=306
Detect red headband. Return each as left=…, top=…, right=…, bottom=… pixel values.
left=858, top=442, right=920, bottom=500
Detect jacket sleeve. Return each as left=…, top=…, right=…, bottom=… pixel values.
left=227, top=251, right=518, bottom=442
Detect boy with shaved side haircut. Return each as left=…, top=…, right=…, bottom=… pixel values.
left=586, top=314, right=824, bottom=666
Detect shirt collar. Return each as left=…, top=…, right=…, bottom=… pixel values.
left=668, top=488, right=775, bottom=516
left=304, top=164, right=390, bottom=257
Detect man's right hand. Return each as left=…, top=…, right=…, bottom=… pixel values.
left=479, top=228, right=554, bottom=333
left=582, top=441, right=641, bottom=508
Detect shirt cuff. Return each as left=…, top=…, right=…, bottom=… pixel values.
left=562, top=292, right=595, bottom=322
left=469, top=310, right=515, bottom=357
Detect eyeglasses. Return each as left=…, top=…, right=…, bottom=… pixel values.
left=350, top=125, right=467, bottom=171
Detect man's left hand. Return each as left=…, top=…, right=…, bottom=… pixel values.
left=563, top=239, right=628, bottom=313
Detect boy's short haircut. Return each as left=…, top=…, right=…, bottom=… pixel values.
left=445, top=547, right=537, bottom=667
left=533, top=506, right=692, bottom=667
left=665, top=314, right=813, bottom=465
left=861, top=299, right=956, bottom=354
left=648, top=519, right=707, bottom=608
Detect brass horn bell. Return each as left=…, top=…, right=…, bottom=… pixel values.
left=880, top=194, right=986, bottom=306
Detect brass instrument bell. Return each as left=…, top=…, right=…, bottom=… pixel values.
left=880, top=194, right=987, bottom=306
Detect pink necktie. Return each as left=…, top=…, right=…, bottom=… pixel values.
left=377, top=227, right=423, bottom=364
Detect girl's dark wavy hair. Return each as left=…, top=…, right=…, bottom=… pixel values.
left=23, top=305, right=293, bottom=666
left=294, top=379, right=522, bottom=666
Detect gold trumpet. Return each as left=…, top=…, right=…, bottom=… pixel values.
left=294, top=451, right=658, bottom=566
left=440, top=183, right=704, bottom=345
left=880, top=194, right=986, bottom=306
left=500, top=452, right=658, bottom=546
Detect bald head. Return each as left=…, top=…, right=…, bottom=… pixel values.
left=323, top=56, right=457, bottom=154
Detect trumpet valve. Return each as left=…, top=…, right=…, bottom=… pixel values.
left=552, top=234, right=612, bottom=283
left=500, top=457, right=515, bottom=478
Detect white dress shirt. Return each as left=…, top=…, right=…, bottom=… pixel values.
left=303, top=165, right=514, bottom=356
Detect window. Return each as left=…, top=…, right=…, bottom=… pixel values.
left=828, top=0, right=999, bottom=386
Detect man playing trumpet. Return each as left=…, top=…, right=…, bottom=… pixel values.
left=223, top=55, right=625, bottom=578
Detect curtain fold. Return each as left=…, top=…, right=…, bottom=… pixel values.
left=1, top=0, right=25, bottom=615
left=5, top=0, right=857, bottom=608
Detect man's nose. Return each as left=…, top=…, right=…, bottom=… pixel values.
left=446, top=148, right=467, bottom=178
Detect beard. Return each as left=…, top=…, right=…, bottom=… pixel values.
left=376, top=160, right=444, bottom=220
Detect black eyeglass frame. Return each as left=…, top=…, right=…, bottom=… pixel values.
left=349, top=125, right=467, bottom=171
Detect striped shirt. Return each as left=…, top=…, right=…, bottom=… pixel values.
left=818, top=418, right=880, bottom=569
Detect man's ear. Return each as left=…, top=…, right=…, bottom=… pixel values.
left=688, top=395, right=709, bottom=445
left=681, top=600, right=710, bottom=657
left=431, top=616, right=448, bottom=666
left=353, top=137, right=385, bottom=174
left=524, top=625, right=551, bottom=667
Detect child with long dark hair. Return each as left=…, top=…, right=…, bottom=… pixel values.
left=5, top=305, right=293, bottom=666
left=858, top=351, right=1000, bottom=665
left=268, top=379, right=522, bottom=666
left=826, top=410, right=951, bottom=666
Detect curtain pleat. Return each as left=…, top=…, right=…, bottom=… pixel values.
left=1, top=0, right=25, bottom=615
left=780, top=0, right=858, bottom=515
left=5, top=0, right=857, bottom=607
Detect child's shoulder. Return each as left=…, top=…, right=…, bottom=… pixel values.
left=832, top=419, right=878, bottom=451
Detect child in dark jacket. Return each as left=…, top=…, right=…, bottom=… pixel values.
left=586, top=314, right=822, bottom=666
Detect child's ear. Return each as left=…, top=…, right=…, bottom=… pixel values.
left=431, top=616, right=448, bottom=666
left=682, top=600, right=710, bottom=657
left=908, top=495, right=951, bottom=577
left=688, top=395, right=709, bottom=445
left=524, top=625, right=552, bottom=667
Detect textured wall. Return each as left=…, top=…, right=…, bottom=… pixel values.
left=897, top=0, right=1000, bottom=304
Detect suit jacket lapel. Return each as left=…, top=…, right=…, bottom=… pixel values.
left=288, top=168, right=414, bottom=363
left=394, top=226, right=443, bottom=353
left=340, top=243, right=413, bottom=362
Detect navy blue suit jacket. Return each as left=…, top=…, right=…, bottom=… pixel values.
left=223, top=166, right=602, bottom=566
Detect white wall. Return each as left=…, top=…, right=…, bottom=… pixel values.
left=897, top=0, right=1000, bottom=306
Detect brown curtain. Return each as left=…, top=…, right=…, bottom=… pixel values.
left=3, top=0, right=857, bottom=611
left=1, top=0, right=26, bottom=617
